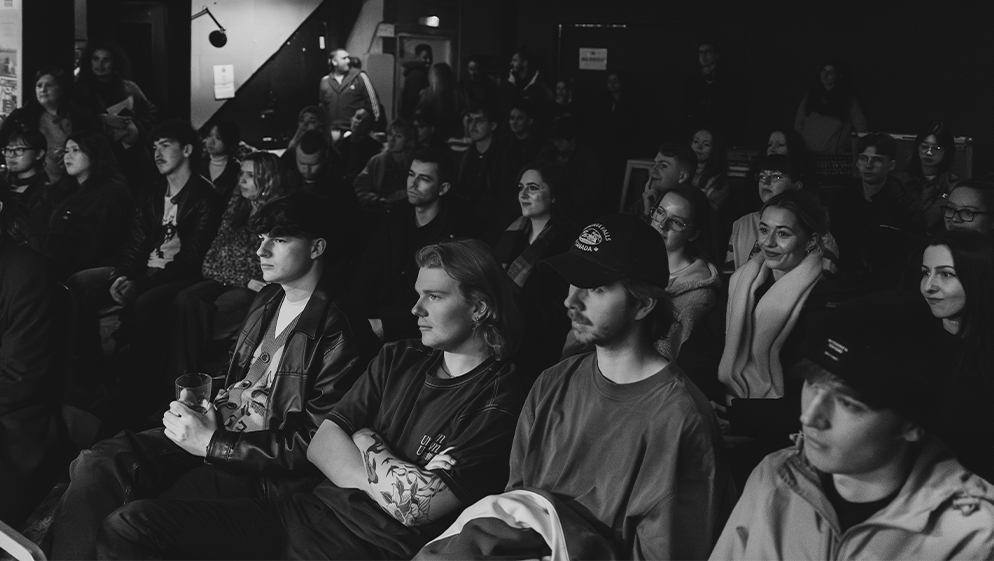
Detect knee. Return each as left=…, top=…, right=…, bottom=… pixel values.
left=97, top=502, right=158, bottom=559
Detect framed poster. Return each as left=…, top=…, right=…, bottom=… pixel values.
left=0, top=0, right=20, bottom=126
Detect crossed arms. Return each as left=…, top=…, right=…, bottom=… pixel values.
left=307, top=420, right=460, bottom=526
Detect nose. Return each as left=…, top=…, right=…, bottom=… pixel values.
left=411, top=296, right=427, bottom=317
left=564, top=285, right=584, bottom=310
left=256, top=239, right=271, bottom=257
left=922, top=271, right=938, bottom=293
left=761, top=230, right=776, bottom=248
left=800, top=388, right=829, bottom=429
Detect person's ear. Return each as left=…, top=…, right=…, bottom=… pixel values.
left=438, top=181, right=451, bottom=197
left=311, top=238, right=327, bottom=259
left=689, top=228, right=701, bottom=242
left=677, top=169, right=690, bottom=184
left=887, top=158, right=895, bottom=173
left=899, top=421, right=924, bottom=443
left=792, top=180, right=803, bottom=191
left=37, top=147, right=47, bottom=162
left=805, top=234, right=820, bottom=254
left=471, top=299, right=489, bottom=323
left=182, top=143, right=194, bottom=158
left=0, top=200, right=5, bottom=215
left=633, top=296, right=657, bottom=321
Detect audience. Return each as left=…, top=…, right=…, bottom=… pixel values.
left=0, top=66, right=94, bottom=183
left=354, top=118, right=416, bottom=211
left=0, top=190, right=74, bottom=529
left=165, top=151, right=292, bottom=381
left=50, top=191, right=381, bottom=560
left=650, top=184, right=722, bottom=361
left=3, top=28, right=994, bottom=561
left=720, top=190, right=844, bottom=484
left=491, top=162, right=574, bottom=378
left=942, top=179, right=993, bottom=238
left=712, top=292, right=994, bottom=560
left=793, top=60, right=867, bottom=154
left=920, top=230, right=994, bottom=483
left=31, top=130, right=133, bottom=279
left=200, top=120, right=241, bottom=199
left=74, top=40, right=158, bottom=191
left=420, top=214, right=727, bottom=560
left=99, top=238, right=526, bottom=560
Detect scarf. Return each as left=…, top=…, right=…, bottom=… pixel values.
left=719, top=250, right=823, bottom=399
left=494, top=217, right=558, bottom=289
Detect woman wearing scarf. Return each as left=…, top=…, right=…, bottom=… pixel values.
left=492, top=162, right=574, bottom=383
left=719, top=189, right=847, bottom=487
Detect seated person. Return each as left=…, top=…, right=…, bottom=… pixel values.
left=725, top=154, right=840, bottom=276
left=897, top=121, right=959, bottom=234
left=165, top=152, right=293, bottom=380
left=536, top=117, right=604, bottom=225
left=650, top=185, right=722, bottom=361
left=354, top=118, right=416, bottom=211
left=492, top=162, right=574, bottom=379
left=32, top=130, right=132, bottom=279
left=0, top=128, right=50, bottom=217
left=97, top=238, right=527, bottom=560
left=419, top=214, right=726, bottom=560
left=280, top=105, right=326, bottom=171
left=711, top=292, right=994, bottom=560
left=68, top=120, right=221, bottom=391
left=199, top=121, right=241, bottom=199
left=0, top=191, right=73, bottom=528
left=337, top=107, right=383, bottom=186
left=690, top=125, right=732, bottom=214
left=942, top=179, right=994, bottom=240
left=628, top=142, right=698, bottom=222
left=352, top=148, right=481, bottom=343
left=829, top=132, right=924, bottom=290
left=720, top=190, right=846, bottom=484
left=491, top=100, right=546, bottom=226
left=49, top=191, right=382, bottom=560
left=455, top=104, right=501, bottom=212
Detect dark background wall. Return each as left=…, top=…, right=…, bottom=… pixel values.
left=474, top=0, right=994, bottom=174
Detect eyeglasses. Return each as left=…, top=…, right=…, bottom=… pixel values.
left=650, top=206, right=690, bottom=232
left=918, top=143, right=945, bottom=154
left=2, top=146, right=31, bottom=156
left=942, top=205, right=990, bottom=223
left=857, top=154, right=888, bottom=167
left=755, top=172, right=787, bottom=184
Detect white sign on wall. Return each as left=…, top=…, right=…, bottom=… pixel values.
left=213, top=64, right=235, bottom=100
left=579, top=48, right=607, bottom=71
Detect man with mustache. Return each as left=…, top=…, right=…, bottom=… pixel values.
left=417, top=214, right=727, bottom=560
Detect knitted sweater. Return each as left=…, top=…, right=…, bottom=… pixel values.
left=656, top=258, right=721, bottom=361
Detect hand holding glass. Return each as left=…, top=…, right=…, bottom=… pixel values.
left=175, top=373, right=212, bottom=414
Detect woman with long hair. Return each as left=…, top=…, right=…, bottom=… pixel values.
left=793, top=60, right=868, bottom=154
left=689, top=125, right=731, bottom=213
left=920, top=230, right=994, bottom=482
left=901, top=121, right=959, bottom=233
left=201, top=121, right=242, bottom=199
left=33, top=129, right=132, bottom=278
left=0, top=66, right=95, bottom=182
left=648, top=184, right=721, bottom=361
left=166, top=152, right=292, bottom=379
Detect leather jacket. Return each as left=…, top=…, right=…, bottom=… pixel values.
left=205, top=269, right=381, bottom=500
left=115, top=173, right=222, bottom=292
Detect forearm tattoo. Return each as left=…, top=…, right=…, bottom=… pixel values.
left=361, top=433, right=447, bottom=526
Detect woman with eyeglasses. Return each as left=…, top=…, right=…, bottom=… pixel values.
left=0, top=66, right=96, bottom=183
left=724, top=154, right=840, bottom=276
left=718, top=190, right=845, bottom=484
left=920, top=230, right=994, bottom=482
left=942, top=179, right=993, bottom=239
left=648, top=184, right=721, bottom=361
left=899, top=122, right=959, bottom=233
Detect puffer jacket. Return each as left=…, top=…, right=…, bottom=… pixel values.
left=710, top=436, right=994, bottom=560
left=205, top=269, right=381, bottom=501
left=656, top=258, right=721, bottom=361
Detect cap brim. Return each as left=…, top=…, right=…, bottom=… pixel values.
left=542, top=251, right=626, bottom=289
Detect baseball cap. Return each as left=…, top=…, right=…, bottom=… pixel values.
left=543, top=214, right=669, bottom=289
left=796, top=291, right=953, bottom=429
